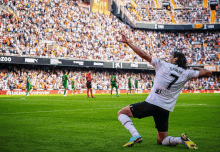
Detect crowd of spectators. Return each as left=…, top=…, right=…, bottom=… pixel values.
left=174, top=0, right=203, bottom=8
left=125, top=0, right=217, bottom=24
left=0, top=0, right=219, bottom=65
left=0, top=65, right=219, bottom=91
left=174, top=8, right=210, bottom=24
left=216, top=6, right=220, bottom=23
left=0, top=65, right=156, bottom=90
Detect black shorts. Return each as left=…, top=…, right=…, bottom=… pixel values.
left=130, top=101, right=169, bottom=132
left=87, top=82, right=91, bottom=89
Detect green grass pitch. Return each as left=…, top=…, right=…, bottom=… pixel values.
left=0, top=93, right=220, bottom=152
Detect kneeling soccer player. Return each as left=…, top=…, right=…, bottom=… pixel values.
left=117, top=33, right=212, bottom=149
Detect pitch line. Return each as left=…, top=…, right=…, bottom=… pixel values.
left=0, top=104, right=208, bottom=115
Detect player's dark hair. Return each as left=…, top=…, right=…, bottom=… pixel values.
left=173, top=52, right=187, bottom=69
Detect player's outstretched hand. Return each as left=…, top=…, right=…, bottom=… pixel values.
left=117, top=32, right=128, bottom=44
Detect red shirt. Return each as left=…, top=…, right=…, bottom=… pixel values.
left=86, top=73, right=91, bottom=82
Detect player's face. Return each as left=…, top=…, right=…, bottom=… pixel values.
left=168, top=55, right=178, bottom=64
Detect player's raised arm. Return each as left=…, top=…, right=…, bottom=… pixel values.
left=117, top=32, right=152, bottom=63
left=192, top=67, right=212, bottom=77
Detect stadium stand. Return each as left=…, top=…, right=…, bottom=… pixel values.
left=1, top=64, right=219, bottom=90
left=0, top=0, right=219, bottom=66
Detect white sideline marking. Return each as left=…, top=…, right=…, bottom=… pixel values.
left=0, top=104, right=208, bottom=115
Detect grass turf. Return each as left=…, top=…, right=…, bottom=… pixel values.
left=0, top=93, right=220, bottom=152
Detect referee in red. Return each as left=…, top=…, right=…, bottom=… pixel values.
left=86, top=71, right=95, bottom=98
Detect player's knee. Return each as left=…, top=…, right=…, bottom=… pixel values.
left=117, top=106, right=132, bottom=117
left=117, top=109, right=123, bottom=117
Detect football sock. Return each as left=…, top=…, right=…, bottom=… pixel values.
left=118, top=114, right=139, bottom=137
left=116, top=89, right=118, bottom=95
left=64, top=89, right=66, bottom=95
left=111, top=89, right=112, bottom=95
left=162, top=136, right=182, bottom=146
left=90, top=89, right=93, bottom=97
left=87, top=89, right=89, bottom=97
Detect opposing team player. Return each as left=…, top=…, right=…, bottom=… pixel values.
left=86, top=71, right=95, bottom=98
left=26, top=73, right=32, bottom=96
left=62, top=71, right=68, bottom=97
left=71, top=78, right=77, bottom=95
left=135, top=77, right=138, bottom=94
left=117, top=33, right=212, bottom=149
left=127, top=75, right=132, bottom=95
left=111, top=74, right=119, bottom=97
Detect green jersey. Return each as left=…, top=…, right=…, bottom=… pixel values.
left=128, top=77, right=131, bottom=85
left=135, top=79, right=138, bottom=85
left=62, top=74, right=68, bottom=84
left=111, top=75, right=116, bottom=84
left=27, top=76, right=31, bottom=85
left=71, top=80, right=75, bottom=86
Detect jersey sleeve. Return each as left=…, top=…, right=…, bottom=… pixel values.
left=151, top=57, right=163, bottom=71
left=187, top=70, right=199, bottom=80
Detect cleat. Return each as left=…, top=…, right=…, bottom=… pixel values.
left=123, top=135, right=142, bottom=147
left=181, top=133, right=198, bottom=149
left=111, top=95, right=113, bottom=97
left=87, top=97, right=90, bottom=98
left=130, top=93, right=133, bottom=95
left=116, top=95, right=120, bottom=97
left=92, top=97, right=96, bottom=98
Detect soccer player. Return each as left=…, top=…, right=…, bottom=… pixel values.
left=86, top=71, right=95, bottom=98
left=62, top=71, right=68, bottom=97
left=26, top=73, right=32, bottom=96
left=111, top=74, right=119, bottom=97
left=71, top=78, right=77, bottom=95
left=127, top=75, right=132, bottom=95
left=117, top=33, right=212, bottom=148
left=135, top=78, right=138, bottom=93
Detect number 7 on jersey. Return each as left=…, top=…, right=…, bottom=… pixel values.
left=167, top=74, right=179, bottom=90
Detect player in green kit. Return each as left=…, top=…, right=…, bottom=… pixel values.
left=62, top=71, right=68, bottom=97
left=135, top=78, right=138, bottom=94
left=26, top=73, right=32, bottom=96
left=71, top=78, right=77, bottom=95
left=111, top=74, right=119, bottom=97
left=127, top=76, right=132, bottom=95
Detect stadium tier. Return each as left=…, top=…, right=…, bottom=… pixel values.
left=0, top=64, right=219, bottom=91
left=0, top=0, right=219, bottom=65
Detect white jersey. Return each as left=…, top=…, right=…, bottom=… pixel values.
left=145, top=57, right=199, bottom=112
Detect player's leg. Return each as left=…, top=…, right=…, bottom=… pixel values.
left=115, top=85, right=119, bottom=97
left=26, top=87, right=29, bottom=96
left=90, top=88, right=94, bottom=98
left=111, top=84, right=113, bottom=97
left=26, top=85, right=30, bottom=96
left=118, top=106, right=141, bottom=147
left=87, top=82, right=90, bottom=98
left=71, top=87, right=73, bottom=95
left=64, top=87, right=67, bottom=96
left=118, top=102, right=152, bottom=147
left=129, top=85, right=132, bottom=95
left=153, top=108, right=182, bottom=146
left=74, top=88, right=76, bottom=93
left=89, top=82, right=94, bottom=98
